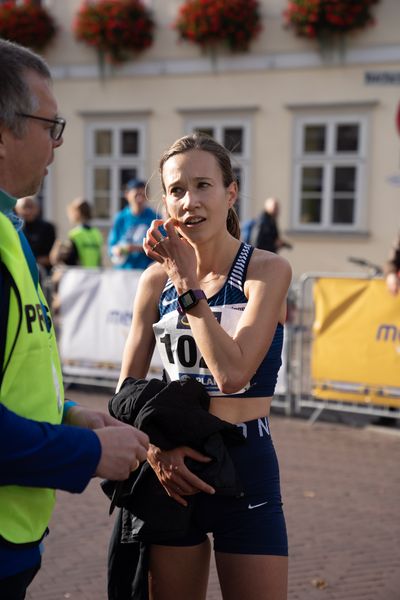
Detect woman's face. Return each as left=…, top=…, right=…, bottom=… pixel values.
left=161, top=149, right=237, bottom=242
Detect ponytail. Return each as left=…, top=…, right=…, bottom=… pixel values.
left=227, top=207, right=241, bottom=240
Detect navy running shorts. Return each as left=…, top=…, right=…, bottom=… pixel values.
left=154, top=416, right=288, bottom=556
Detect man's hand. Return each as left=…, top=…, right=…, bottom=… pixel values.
left=64, top=405, right=126, bottom=430
left=65, top=406, right=149, bottom=480
left=94, top=426, right=149, bottom=481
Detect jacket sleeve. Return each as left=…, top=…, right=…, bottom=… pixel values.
left=108, top=377, right=166, bottom=425
left=0, top=403, right=101, bottom=493
left=107, top=214, right=122, bottom=255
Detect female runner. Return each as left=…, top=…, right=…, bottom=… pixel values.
left=118, top=133, right=292, bottom=600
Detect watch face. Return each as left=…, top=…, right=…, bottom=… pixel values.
left=180, top=290, right=196, bottom=308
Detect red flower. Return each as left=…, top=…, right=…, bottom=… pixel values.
left=0, top=1, right=57, bottom=51
left=174, top=0, right=262, bottom=53
left=74, top=0, right=154, bottom=64
left=283, top=0, right=380, bottom=40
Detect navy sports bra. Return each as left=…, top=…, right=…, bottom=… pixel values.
left=153, top=243, right=283, bottom=397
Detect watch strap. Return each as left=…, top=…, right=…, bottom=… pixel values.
left=177, top=289, right=206, bottom=314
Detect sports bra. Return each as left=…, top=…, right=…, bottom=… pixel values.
left=153, top=243, right=283, bottom=397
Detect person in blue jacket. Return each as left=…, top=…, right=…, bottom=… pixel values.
left=108, top=178, right=157, bottom=269
left=0, top=39, right=149, bottom=599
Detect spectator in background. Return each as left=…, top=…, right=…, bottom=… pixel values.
left=15, top=195, right=56, bottom=275
left=108, top=178, right=157, bottom=269
left=384, top=232, right=400, bottom=296
left=242, top=197, right=292, bottom=254
left=51, top=197, right=103, bottom=268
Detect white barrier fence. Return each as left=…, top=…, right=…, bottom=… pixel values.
left=59, top=268, right=163, bottom=386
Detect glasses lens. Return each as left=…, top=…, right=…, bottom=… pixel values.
left=52, top=119, right=65, bottom=141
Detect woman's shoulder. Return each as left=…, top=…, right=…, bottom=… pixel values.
left=139, top=261, right=169, bottom=290
left=247, top=247, right=292, bottom=284
left=134, top=263, right=169, bottom=314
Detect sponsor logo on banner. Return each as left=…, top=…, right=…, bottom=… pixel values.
left=106, top=309, right=132, bottom=327
left=376, top=324, right=400, bottom=342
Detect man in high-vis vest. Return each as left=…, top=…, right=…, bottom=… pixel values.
left=0, top=40, right=149, bottom=598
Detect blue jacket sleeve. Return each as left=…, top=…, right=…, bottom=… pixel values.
left=0, top=403, right=101, bottom=493
left=107, top=213, right=122, bottom=255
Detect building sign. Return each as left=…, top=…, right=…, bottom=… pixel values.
left=364, top=71, right=400, bottom=85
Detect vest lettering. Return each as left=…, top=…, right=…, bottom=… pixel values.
left=25, top=304, right=36, bottom=333
left=36, top=304, right=45, bottom=331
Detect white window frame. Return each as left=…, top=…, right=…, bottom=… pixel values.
left=184, top=117, right=252, bottom=221
left=85, top=120, right=147, bottom=226
left=291, top=113, right=368, bottom=232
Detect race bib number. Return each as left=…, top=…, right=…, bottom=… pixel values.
left=153, top=305, right=250, bottom=396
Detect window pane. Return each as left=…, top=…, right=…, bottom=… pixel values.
left=94, top=168, right=110, bottom=191
left=121, top=130, right=139, bottom=155
left=93, top=168, right=111, bottom=218
left=334, top=166, right=356, bottom=192
left=224, top=128, right=243, bottom=154
left=336, top=124, right=359, bottom=152
left=332, top=166, right=356, bottom=224
left=119, top=168, right=138, bottom=209
left=93, top=196, right=110, bottom=219
left=300, top=197, right=322, bottom=223
left=332, top=198, right=355, bottom=224
left=304, top=125, right=325, bottom=153
left=95, top=130, right=112, bottom=156
left=300, top=166, right=323, bottom=223
left=302, top=167, right=323, bottom=192
left=193, top=127, right=214, bottom=138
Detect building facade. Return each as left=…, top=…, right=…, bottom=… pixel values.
left=19, top=0, right=400, bottom=277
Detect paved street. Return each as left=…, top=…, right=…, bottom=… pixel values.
left=27, top=388, right=400, bottom=600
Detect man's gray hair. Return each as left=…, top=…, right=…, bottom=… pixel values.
left=0, top=39, right=51, bottom=138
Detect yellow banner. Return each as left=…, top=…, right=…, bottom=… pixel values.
left=312, top=278, right=400, bottom=408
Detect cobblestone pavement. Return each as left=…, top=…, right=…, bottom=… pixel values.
left=27, top=388, right=400, bottom=600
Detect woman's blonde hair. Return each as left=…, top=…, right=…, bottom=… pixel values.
left=159, top=133, right=241, bottom=240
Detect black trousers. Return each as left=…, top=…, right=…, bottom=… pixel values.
left=0, top=562, right=41, bottom=600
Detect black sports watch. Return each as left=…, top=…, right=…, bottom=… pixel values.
left=177, top=289, right=206, bottom=314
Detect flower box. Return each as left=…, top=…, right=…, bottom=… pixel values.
left=74, top=0, right=154, bottom=65
left=0, top=0, right=57, bottom=51
left=174, top=0, right=262, bottom=55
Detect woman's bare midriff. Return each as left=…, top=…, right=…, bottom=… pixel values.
left=209, top=395, right=273, bottom=425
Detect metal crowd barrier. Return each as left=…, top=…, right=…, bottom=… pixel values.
left=293, top=272, right=400, bottom=422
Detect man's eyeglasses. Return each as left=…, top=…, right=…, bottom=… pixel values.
left=16, top=113, right=66, bottom=141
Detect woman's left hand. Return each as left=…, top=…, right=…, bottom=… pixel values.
left=147, top=444, right=215, bottom=507
left=143, top=219, right=198, bottom=292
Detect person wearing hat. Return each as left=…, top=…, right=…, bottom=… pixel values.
left=108, top=179, right=157, bottom=269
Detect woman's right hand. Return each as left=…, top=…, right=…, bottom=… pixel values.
left=147, top=444, right=215, bottom=506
